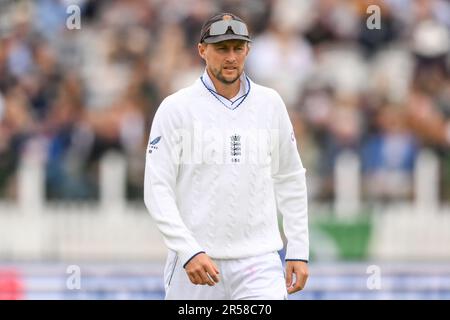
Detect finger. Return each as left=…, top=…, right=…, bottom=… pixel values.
left=285, top=265, right=293, bottom=288
left=289, top=270, right=307, bottom=294
left=190, top=271, right=204, bottom=285
left=298, top=269, right=308, bottom=289
left=205, top=264, right=220, bottom=283
left=287, top=273, right=297, bottom=294
left=212, top=262, right=220, bottom=275
left=198, top=269, right=214, bottom=286
left=289, top=275, right=302, bottom=294
left=187, top=272, right=198, bottom=285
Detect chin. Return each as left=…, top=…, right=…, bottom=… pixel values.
left=221, top=73, right=240, bottom=84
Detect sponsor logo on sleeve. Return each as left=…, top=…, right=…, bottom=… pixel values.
left=148, top=136, right=162, bottom=153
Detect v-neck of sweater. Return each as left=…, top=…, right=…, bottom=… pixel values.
left=200, top=69, right=250, bottom=110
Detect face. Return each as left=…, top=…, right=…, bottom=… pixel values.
left=198, top=39, right=250, bottom=85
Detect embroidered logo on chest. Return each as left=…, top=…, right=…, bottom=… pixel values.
left=230, top=134, right=241, bottom=163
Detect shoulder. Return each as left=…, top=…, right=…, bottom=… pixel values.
left=161, top=83, right=198, bottom=108
left=249, top=79, right=286, bottom=108
left=156, top=81, right=202, bottom=116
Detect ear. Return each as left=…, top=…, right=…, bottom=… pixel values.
left=245, top=42, right=251, bottom=56
left=198, top=43, right=207, bottom=60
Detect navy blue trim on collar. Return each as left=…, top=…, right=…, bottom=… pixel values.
left=200, top=75, right=251, bottom=111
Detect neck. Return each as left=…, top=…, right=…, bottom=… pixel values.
left=206, top=69, right=241, bottom=99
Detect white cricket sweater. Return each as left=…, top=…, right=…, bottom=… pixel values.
left=144, top=73, right=309, bottom=268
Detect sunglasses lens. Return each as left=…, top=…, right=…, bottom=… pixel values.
left=209, top=21, right=228, bottom=36
left=209, top=20, right=249, bottom=37
left=229, top=21, right=249, bottom=36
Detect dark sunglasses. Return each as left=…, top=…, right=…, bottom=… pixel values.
left=204, top=19, right=249, bottom=40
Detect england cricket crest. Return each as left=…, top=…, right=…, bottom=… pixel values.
left=230, top=134, right=241, bottom=163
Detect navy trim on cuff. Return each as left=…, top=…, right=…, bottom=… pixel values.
left=285, top=259, right=308, bottom=264
left=183, top=251, right=206, bottom=268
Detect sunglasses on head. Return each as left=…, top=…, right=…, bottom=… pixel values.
left=203, top=19, right=249, bottom=41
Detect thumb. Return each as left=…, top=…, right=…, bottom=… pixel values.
left=285, top=265, right=292, bottom=287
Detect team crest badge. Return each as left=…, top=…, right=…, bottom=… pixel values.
left=230, top=134, right=241, bottom=163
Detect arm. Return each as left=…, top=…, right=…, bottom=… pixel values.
left=144, top=98, right=204, bottom=268
left=271, top=92, right=309, bottom=293
left=144, top=99, right=219, bottom=285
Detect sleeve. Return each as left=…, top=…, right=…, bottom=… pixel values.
left=144, top=98, right=204, bottom=268
left=271, top=92, right=309, bottom=262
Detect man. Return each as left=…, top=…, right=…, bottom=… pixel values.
left=144, top=13, right=309, bottom=300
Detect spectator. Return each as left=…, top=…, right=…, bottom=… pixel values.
left=0, top=0, right=449, bottom=205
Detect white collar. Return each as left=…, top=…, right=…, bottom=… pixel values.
left=201, top=69, right=250, bottom=109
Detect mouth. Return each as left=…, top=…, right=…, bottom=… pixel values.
left=223, top=66, right=237, bottom=71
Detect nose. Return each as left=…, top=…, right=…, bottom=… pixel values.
left=225, top=50, right=237, bottom=63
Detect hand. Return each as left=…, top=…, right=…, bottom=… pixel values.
left=184, top=253, right=220, bottom=286
left=285, top=261, right=309, bottom=294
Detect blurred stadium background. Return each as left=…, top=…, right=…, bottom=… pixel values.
left=1, top=0, right=450, bottom=300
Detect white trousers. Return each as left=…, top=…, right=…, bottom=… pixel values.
left=164, top=250, right=288, bottom=300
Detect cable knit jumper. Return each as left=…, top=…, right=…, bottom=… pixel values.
left=144, top=72, right=309, bottom=268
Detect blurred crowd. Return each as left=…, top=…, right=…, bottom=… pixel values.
left=0, top=0, right=449, bottom=204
